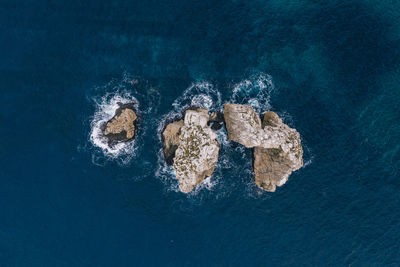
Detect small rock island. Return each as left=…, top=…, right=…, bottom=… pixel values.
left=224, top=104, right=303, bottom=192
left=162, top=109, right=220, bottom=193
left=103, top=103, right=137, bottom=143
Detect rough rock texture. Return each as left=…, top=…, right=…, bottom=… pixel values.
left=162, top=120, right=184, bottom=166
left=224, top=104, right=303, bottom=192
left=254, top=111, right=303, bottom=191
left=224, top=104, right=263, bottom=147
left=103, top=103, right=137, bottom=142
left=163, top=109, right=219, bottom=193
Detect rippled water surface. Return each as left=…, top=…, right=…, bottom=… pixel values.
left=1, top=0, right=400, bottom=265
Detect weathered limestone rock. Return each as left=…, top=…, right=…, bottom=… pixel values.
left=224, top=104, right=262, bottom=147
left=103, top=103, right=137, bottom=142
left=163, top=109, right=220, bottom=193
left=223, top=104, right=303, bottom=192
left=254, top=112, right=303, bottom=191
left=162, top=120, right=184, bottom=166
left=254, top=147, right=296, bottom=191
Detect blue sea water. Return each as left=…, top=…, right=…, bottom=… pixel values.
left=1, top=0, right=400, bottom=265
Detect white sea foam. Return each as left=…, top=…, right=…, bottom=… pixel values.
left=191, top=94, right=213, bottom=109
left=301, top=141, right=314, bottom=169
left=172, top=81, right=222, bottom=111
left=217, top=128, right=230, bottom=147
left=229, top=72, right=275, bottom=113
left=190, top=176, right=219, bottom=194
left=303, top=158, right=313, bottom=167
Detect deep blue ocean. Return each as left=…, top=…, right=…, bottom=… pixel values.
left=1, top=0, right=400, bottom=265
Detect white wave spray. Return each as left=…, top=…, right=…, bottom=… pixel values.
left=229, top=72, right=275, bottom=113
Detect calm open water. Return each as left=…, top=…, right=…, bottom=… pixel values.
left=1, top=0, right=400, bottom=266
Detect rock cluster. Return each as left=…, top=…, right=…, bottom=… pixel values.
left=162, top=109, right=220, bottom=193
left=103, top=103, right=137, bottom=142
left=161, top=103, right=303, bottom=193
left=224, top=104, right=303, bottom=192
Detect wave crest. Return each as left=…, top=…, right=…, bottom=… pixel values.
left=229, top=72, right=275, bottom=113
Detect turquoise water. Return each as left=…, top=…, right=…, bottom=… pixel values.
left=1, top=0, right=400, bottom=265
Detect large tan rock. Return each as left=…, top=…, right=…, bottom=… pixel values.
left=103, top=104, right=137, bottom=142
left=223, top=104, right=262, bottom=147
left=254, top=147, right=296, bottom=191
left=254, top=111, right=303, bottom=191
left=223, top=104, right=303, bottom=192
left=163, top=109, right=220, bottom=193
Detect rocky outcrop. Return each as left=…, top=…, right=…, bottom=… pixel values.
left=162, top=120, right=184, bottom=166
left=162, top=109, right=220, bottom=193
left=103, top=103, right=137, bottom=142
left=253, top=111, right=303, bottom=191
left=224, top=104, right=263, bottom=147
left=224, top=104, right=303, bottom=192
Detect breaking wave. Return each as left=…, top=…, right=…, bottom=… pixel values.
left=172, top=81, right=222, bottom=111
left=229, top=72, right=275, bottom=113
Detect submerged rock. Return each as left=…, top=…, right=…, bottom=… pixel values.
left=103, top=103, right=137, bottom=142
left=224, top=104, right=303, bottom=192
left=163, top=109, right=219, bottom=193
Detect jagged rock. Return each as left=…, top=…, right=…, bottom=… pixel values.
left=164, top=108, right=219, bottom=193
left=223, top=104, right=303, bottom=192
left=162, top=120, right=184, bottom=166
left=254, top=112, right=303, bottom=191
left=223, top=104, right=262, bottom=147
left=103, top=103, right=137, bottom=142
